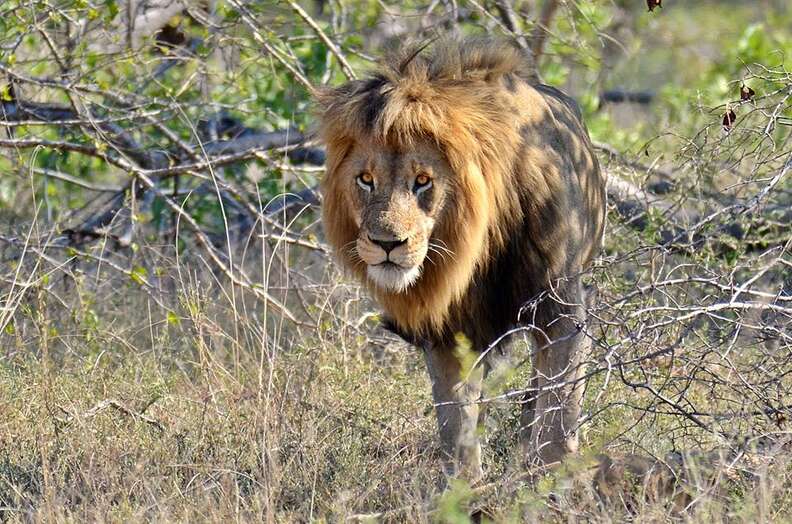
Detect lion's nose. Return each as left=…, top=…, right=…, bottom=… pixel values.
left=369, top=236, right=407, bottom=255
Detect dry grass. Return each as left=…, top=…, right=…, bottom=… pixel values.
left=0, top=244, right=427, bottom=521
left=0, top=229, right=790, bottom=523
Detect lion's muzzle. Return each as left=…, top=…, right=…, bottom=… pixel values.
left=356, top=233, right=427, bottom=292
left=368, top=236, right=407, bottom=259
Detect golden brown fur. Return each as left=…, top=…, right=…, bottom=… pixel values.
left=316, top=37, right=606, bottom=476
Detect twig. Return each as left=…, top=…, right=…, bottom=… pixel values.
left=133, top=170, right=303, bottom=325
left=32, top=167, right=122, bottom=192
left=285, top=0, right=356, bottom=81
left=227, top=0, right=315, bottom=93
left=58, top=398, right=165, bottom=433
left=493, top=0, right=529, bottom=50
left=530, top=0, right=560, bottom=64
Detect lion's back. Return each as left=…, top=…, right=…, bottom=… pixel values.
left=496, top=75, right=606, bottom=274
left=450, top=73, right=607, bottom=345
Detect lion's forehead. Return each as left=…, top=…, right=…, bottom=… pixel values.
left=350, top=141, right=447, bottom=176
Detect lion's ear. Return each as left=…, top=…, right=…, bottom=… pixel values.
left=313, top=78, right=376, bottom=108
left=313, top=81, right=366, bottom=144
left=312, top=85, right=339, bottom=110
left=313, top=86, right=348, bottom=130
left=313, top=83, right=353, bottom=145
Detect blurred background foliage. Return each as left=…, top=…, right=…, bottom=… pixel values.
left=0, top=0, right=790, bottom=230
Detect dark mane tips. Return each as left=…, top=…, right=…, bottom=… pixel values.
left=394, top=38, right=437, bottom=75
left=381, top=37, right=531, bottom=83
left=317, top=37, right=535, bottom=147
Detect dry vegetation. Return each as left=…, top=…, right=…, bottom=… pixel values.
left=1, top=0, right=791, bottom=521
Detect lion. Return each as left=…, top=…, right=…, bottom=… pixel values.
left=316, top=38, right=606, bottom=480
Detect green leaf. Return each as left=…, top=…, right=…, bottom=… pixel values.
left=130, top=266, right=148, bottom=286
left=166, top=311, right=180, bottom=326
left=105, top=0, right=119, bottom=22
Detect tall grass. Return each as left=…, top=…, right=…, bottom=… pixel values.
left=1, top=215, right=790, bottom=522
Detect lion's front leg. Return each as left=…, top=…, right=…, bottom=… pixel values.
left=521, top=305, right=589, bottom=469
left=423, top=345, right=484, bottom=482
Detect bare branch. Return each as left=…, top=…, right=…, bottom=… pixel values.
left=530, top=0, right=560, bottom=64
left=285, top=0, right=357, bottom=81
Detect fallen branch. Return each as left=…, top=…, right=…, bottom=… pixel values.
left=600, top=90, right=655, bottom=105
left=1, top=99, right=325, bottom=169
left=1, top=99, right=169, bottom=169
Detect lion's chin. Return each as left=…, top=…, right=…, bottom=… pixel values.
left=367, top=263, right=422, bottom=293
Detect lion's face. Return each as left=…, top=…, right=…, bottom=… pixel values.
left=337, top=139, right=453, bottom=292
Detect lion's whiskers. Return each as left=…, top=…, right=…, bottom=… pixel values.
left=341, top=240, right=358, bottom=257
left=341, top=240, right=366, bottom=268
left=341, top=239, right=357, bottom=253
left=426, top=247, right=445, bottom=264
left=428, top=241, right=455, bottom=263
left=430, top=239, right=455, bottom=255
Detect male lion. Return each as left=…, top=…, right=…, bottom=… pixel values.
left=316, top=38, right=606, bottom=480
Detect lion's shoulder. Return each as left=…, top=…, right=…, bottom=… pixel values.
left=532, top=83, right=583, bottom=122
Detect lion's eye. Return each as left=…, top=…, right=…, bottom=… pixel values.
left=356, top=172, right=374, bottom=191
left=414, top=173, right=432, bottom=194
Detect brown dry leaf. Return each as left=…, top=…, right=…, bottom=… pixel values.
left=723, top=109, right=737, bottom=130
